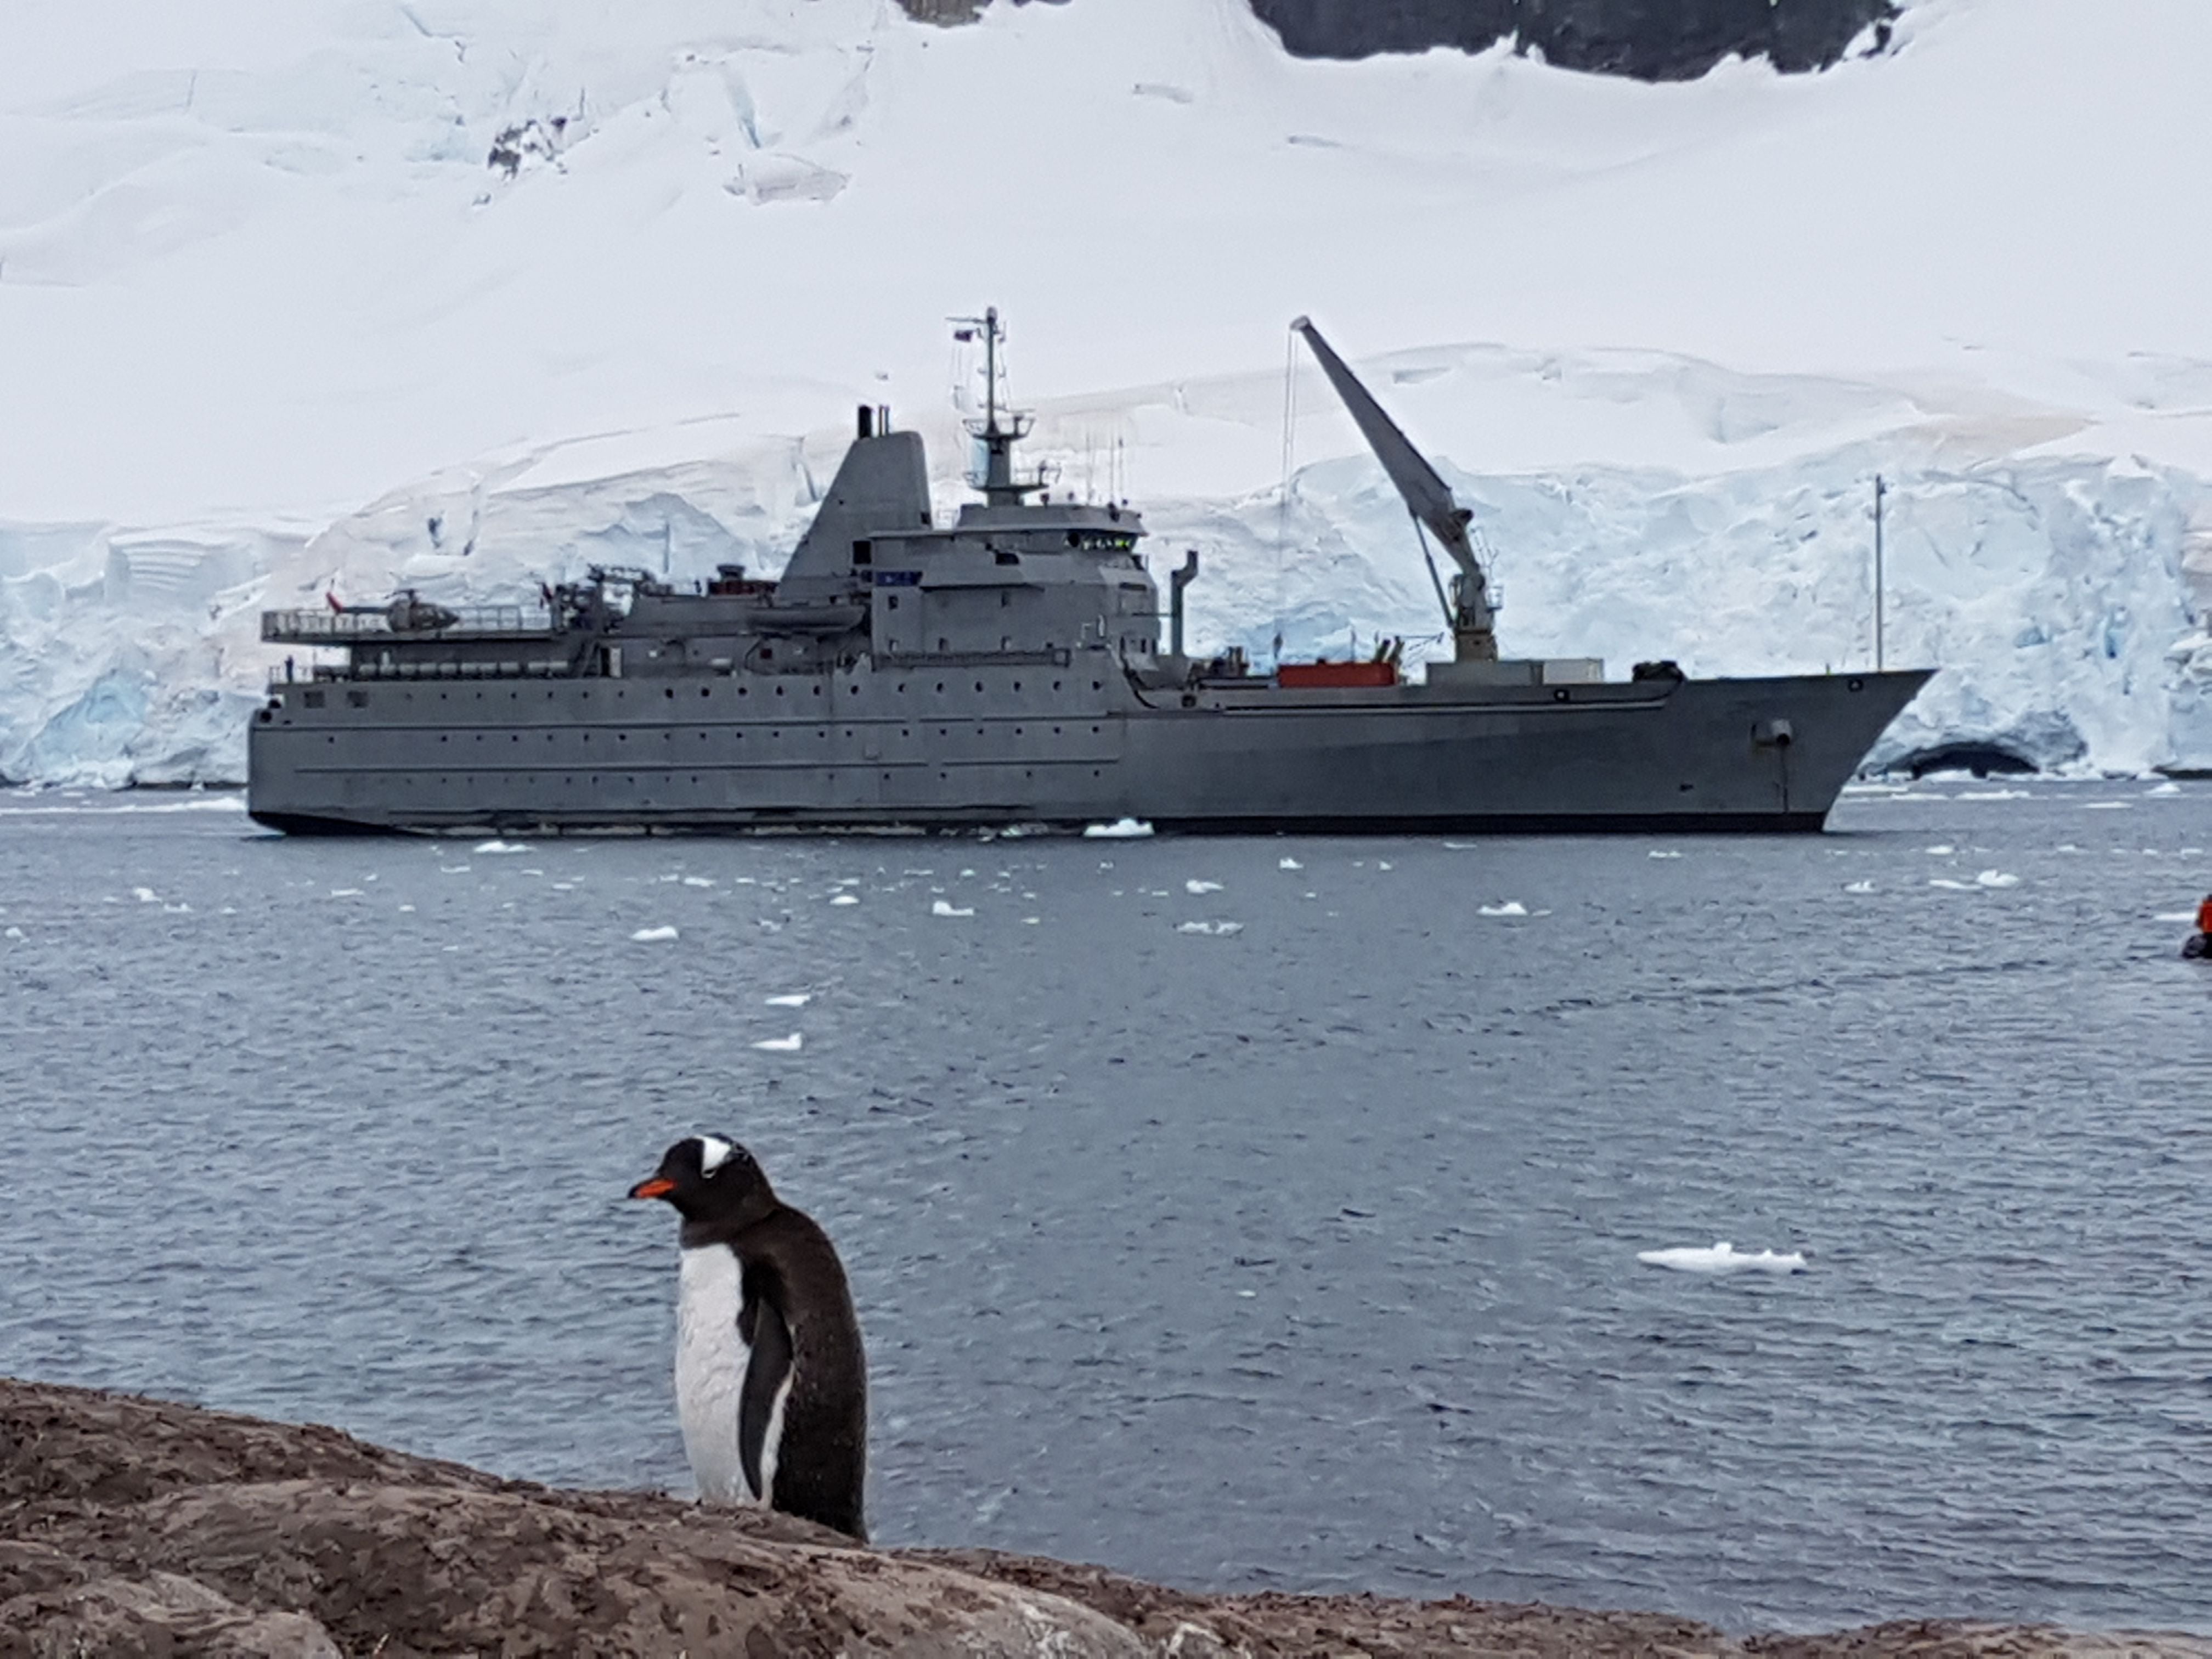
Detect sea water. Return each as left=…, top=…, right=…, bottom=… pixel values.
left=1, top=781, right=2207, bottom=1634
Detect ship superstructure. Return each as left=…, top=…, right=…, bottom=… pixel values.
left=249, top=312, right=1928, bottom=834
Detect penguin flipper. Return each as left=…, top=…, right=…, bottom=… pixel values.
left=738, top=1287, right=794, bottom=1504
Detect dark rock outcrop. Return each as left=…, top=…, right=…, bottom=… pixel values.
left=896, top=0, right=1899, bottom=80
left=1248, top=0, right=1898, bottom=77
left=4, top=1378, right=2204, bottom=1657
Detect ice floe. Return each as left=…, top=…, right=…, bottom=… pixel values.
left=132, top=887, right=159, bottom=904
left=630, top=924, right=680, bottom=942
left=1648, top=850, right=1683, bottom=859
left=752, top=1033, right=804, bottom=1053
left=328, top=888, right=364, bottom=898
left=1843, top=879, right=1877, bottom=894
left=1974, top=869, right=2021, bottom=888
left=1083, top=819, right=1153, bottom=839
left=765, top=993, right=811, bottom=1007
left=830, top=893, right=860, bottom=906
left=2146, top=781, right=2183, bottom=796
left=682, top=876, right=715, bottom=888
left=1278, top=857, right=1303, bottom=871
left=3, top=927, right=22, bottom=940
left=1928, top=878, right=1977, bottom=890
left=1637, top=1242, right=1808, bottom=1276
left=1923, top=844, right=1954, bottom=855
left=473, top=839, right=529, bottom=854
left=2155, top=910, right=2197, bottom=922
left=931, top=900, right=974, bottom=918
left=1176, top=920, right=1245, bottom=936
left=1478, top=901, right=1528, bottom=917
left=2084, top=801, right=2131, bottom=810
left=1184, top=879, right=1224, bottom=894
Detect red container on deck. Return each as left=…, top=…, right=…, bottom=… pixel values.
left=1277, top=661, right=1399, bottom=689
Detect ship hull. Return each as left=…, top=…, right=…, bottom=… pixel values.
left=246, top=665, right=1929, bottom=835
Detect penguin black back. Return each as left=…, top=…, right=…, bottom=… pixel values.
left=630, top=1135, right=868, bottom=1541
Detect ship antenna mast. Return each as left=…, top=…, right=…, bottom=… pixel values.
left=951, top=306, right=1040, bottom=507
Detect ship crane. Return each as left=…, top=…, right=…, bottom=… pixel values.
left=1290, top=318, right=1499, bottom=664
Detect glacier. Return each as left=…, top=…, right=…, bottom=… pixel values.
left=4, top=0, right=2211, bottom=785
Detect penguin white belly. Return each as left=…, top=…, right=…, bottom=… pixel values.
left=674, top=1244, right=753, bottom=1505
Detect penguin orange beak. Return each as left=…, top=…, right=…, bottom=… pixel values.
left=629, top=1177, right=677, bottom=1200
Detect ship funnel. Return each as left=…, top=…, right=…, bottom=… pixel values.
left=857, top=405, right=874, bottom=439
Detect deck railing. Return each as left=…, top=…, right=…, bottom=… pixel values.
left=262, top=606, right=550, bottom=642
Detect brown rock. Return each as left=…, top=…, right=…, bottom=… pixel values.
left=2, top=1378, right=2204, bottom=1657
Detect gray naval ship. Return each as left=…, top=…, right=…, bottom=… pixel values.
left=250, top=312, right=1929, bottom=835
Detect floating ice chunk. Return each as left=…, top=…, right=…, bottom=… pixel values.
left=1176, top=920, right=1244, bottom=936
left=2155, top=911, right=2196, bottom=922
left=1956, top=788, right=2031, bottom=800
left=630, top=925, right=680, bottom=942
left=752, top=1033, right=804, bottom=1053
left=830, top=893, right=860, bottom=906
left=2146, top=781, right=2182, bottom=797
left=1084, top=818, right=1154, bottom=839
left=682, top=876, right=715, bottom=888
left=765, top=993, right=811, bottom=1007
left=1843, top=879, right=1876, bottom=894
left=132, top=887, right=159, bottom=903
left=1184, top=879, right=1224, bottom=894
left=1928, top=878, right=1977, bottom=891
left=2084, top=802, right=2131, bottom=810
left=1478, top=901, right=1528, bottom=917
left=329, top=888, right=364, bottom=898
left=551, top=882, right=574, bottom=891
left=1923, top=844, right=1954, bottom=855
left=1974, top=870, right=2021, bottom=888
left=2, top=927, right=21, bottom=940
left=1278, top=857, right=1303, bottom=871
left=931, top=900, right=974, bottom=918
left=473, top=839, right=529, bottom=854
left=1638, top=1242, right=1807, bottom=1276
left=1023, top=916, right=1041, bottom=926
left=439, top=865, right=470, bottom=874
left=398, top=904, right=415, bottom=913
left=1648, top=850, right=1683, bottom=859
left=1376, top=861, right=1392, bottom=871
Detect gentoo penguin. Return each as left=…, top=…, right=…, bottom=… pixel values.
left=628, top=1134, right=868, bottom=1541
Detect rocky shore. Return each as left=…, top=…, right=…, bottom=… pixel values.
left=1, top=1379, right=2200, bottom=1657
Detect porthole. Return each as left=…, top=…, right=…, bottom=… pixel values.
left=1848, top=677, right=1865, bottom=692
left=935, top=682, right=945, bottom=693
left=974, top=680, right=984, bottom=692
left=665, top=687, right=675, bottom=699
left=776, top=686, right=786, bottom=697
left=700, top=686, right=711, bottom=697
left=1553, top=689, right=1570, bottom=702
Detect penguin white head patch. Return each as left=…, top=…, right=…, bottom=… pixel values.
left=696, top=1135, right=737, bottom=1175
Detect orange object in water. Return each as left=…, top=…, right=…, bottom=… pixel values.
left=2197, top=895, right=2212, bottom=934
left=1278, top=661, right=1398, bottom=689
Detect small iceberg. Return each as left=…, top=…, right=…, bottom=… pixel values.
left=439, top=865, right=470, bottom=874
left=1974, top=870, right=2021, bottom=888
left=1843, top=879, right=1876, bottom=894
left=931, top=900, right=974, bottom=918
left=630, top=925, right=680, bottom=943
left=3, top=927, right=22, bottom=940
left=1478, top=901, right=1528, bottom=917
left=2083, top=801, right=2131, bottom=811
left=1184, top=879, right=1224, bottom=895
left=765, top=993, right=811, bottom=1007
left=329, top=888, right=364, bottom=898
left=682, top=876, right=715, bottom=888
left=752, top=1032, right=804, bottom=1053
left=132, top=887, right=159, bottom=904
left=2146, top=780, right=2182, bottom=797
left=1928, top=878, right=1977, bottom=891
left=473, top=839, right=530, bottom=854
left=1923, top=844, right=1954, bottom=856
left=1176, top=920, right=1244, bottom=936
left=830, top=893, right=860, bottom=906
left=1638, top=1242, right=1807, bottom=1276
left=1278, top=857, right=1303, bottom=871
left=1083, top=818, right=1154, bottom=839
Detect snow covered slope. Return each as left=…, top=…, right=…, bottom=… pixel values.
left=4, top=0, right=2210, bottom=784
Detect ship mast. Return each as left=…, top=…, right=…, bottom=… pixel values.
left=953, top=306, right=1041, bottom=506
left=1291, top=317, right=1499, bottom=663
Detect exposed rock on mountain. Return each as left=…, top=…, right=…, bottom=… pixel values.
left=898, top=0, right=1899, bottom=78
